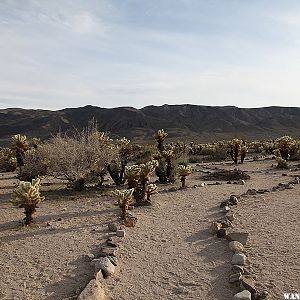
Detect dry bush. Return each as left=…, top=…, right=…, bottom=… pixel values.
left=43, top=125, right=117, bottom=190
left=0, top=148, right=17, bottom=172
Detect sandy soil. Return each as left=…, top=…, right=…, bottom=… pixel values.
left=0, top=159, right=299, bottom=299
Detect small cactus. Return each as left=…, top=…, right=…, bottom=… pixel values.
left=112, top=188, right=134, bottom=219
left=177, top=165, right=192, bottom=188
left=11, top=134, right=29, bottom=151
left=146, top=183, right=157, bottom=203
left=12, top=178, right=45, bottom=225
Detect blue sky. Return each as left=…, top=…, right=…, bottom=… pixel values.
left=1, top=0, right=300, bottom=110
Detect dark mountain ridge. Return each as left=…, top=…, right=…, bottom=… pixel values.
left=0, top=104, right=300, bottom=144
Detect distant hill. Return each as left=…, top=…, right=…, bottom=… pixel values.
left=0, top=104, right=300, bottom=144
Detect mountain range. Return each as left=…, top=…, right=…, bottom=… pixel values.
left=0, top=104, right=300, bottom=144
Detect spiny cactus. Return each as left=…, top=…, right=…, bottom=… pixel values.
left=112, top=188, right=134, bottom=219
left=177, top=164, right=192, bottom=188
left=275, top=136, right=296, bottom=160
left=228, top=139, right=247, bottom=164
left=124, top=160, right=158, bottom=205
left=12, top=178, right=45, bottom=225
left=154, top=129, right=168, bottom=152
left=11, top=134, right=29, bottom=151
left=146, top=184, right=157, bottom=201
left=0, top=148, right=17, bottom=172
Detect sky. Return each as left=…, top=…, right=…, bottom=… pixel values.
left=1, top=0, right=300, bottom=110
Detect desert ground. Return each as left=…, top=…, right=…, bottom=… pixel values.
left=0, top=158, right=299, bottom=300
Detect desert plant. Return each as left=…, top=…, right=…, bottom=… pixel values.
left=0, top=148, right=17, bottom=172
left=154, top=129, right=168, bottom=152
left=274, top=149, right=289, bottom=169
left=124, top=160, right=158, bottom=205
left=146, top=183, right=157, bottom=201
left=112, top=188, right=134, bottom=219
left=228, top=139, right=247, bottom=164
left=107, top=137, right=133, bottom=185
left=12, top=178, right=45, bottom=225
left=274, top=136, right=295, bottom=160
left=18, top=148, right=48, bottom=181
left=42, top=124, right=117, bottom=190
left=11, top=134, right=29, bottom=151
left=177, top=164, right=192, bottom=188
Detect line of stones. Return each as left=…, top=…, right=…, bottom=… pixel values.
left=77, top=223, right=127, bottom=300
left=209, top=175, right=299, bottom=300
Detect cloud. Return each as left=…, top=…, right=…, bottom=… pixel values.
left=1, top=0, right=300, bottom=110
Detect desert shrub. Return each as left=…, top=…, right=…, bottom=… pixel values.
left=43, top=125, right=117, bottom=190
left=274, top=136, right=296, bottom=160
left=18, top=148, right=48, bottom=181
left=12, top=178, right=45, bottom=225
left=0, top=148, right=17, bottom=172
left=177, top=164, right=192, bottom=188
left=188, top=141, right=227, bottom=162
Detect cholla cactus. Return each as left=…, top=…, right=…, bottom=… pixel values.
left=275, top=136, right=296, bottom=160
left=240, top=145, right=248, bottom=163
left=11, top=134, right=29, bottom=151
left=274, top=149, right=289, bottom=169
left=125, top=165, right=141, bottom=188
left=154, top=129, right=168, bottom=151
left=146, top=184, right=157, bottom=202
left=177, top=165, right=192, bottom=188
left=228, top=139, right=244, bottom=164
left=112, top=188, right=134, bottom=219
left=140, top=160, right=159, bottom=180
left=12, top=178, right=45, bottom=225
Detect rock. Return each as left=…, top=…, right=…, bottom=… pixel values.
left=226, top=213, right=235, bottom=222
left=216, top=228, right=227, bottom=238
left=229, top=241, right=244, bottom=253
left=209, top=222, right=222, bottom=235
left=106, top=237, right=121, bottom=247
left=108, top=223, right=119, bottom=232
left=220, top=200, right=230, bottom=208
left=229, top=195, right=238, bottom=205
left=232, top=265, right=244, bottom=274
left=233, top=290, right=251, bottom=300
left=231, top=253, right=247, bottom=265
left=122, top=216, right=137, bottom=227
left=224, top=206, right=231, bottom=212
left=107, top=256, right=118, bottom=266
left=77, top=279, right=106, bottom=300
left=239, top=180, right=246, bottom=185
left=91, top=257, right=115, bottom=277
left=99, top=247, right=117, bottom=257
left=246, top=189, right=256, bottom=195
left=226, top=232, right=249, bottom=245
left=241, top=275, right=257, bottom=294
left=116, top=229, right=125, bottom=237
left=200, top=183, right=205, bottom=187
left=229, top=272, right=242, bottom=283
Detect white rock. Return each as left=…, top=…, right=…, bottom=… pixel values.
left=77, top=279, right=106, bottom=300
left=231, top=253, right=247, bottom=265
left=229, top=241, right=244, bottom=253
left=224, top=206, right=231, bottom=212
left=91, top=257, right=115, bottom=277
left=233, top=290, right=251, bottom=300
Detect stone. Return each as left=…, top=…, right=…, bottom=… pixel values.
left=106, top=237, right=121, bottom=247
left=226, top=232, right=249, bottom=245
left=99, top=247, right=117, bottom=257
left=229, top=195, right=238, bottom=205
left=246, top=189, right=256, bottom=195
left=220, top=200, right=230, bottom=208
left=241, top=275, right=257, bottom=294
left=233, top=290, right=251, bottom=300
left=216, top=228, right=227, bottom=238
left=200, top=183, right=205, bottom=187
left=107, top=256, right=118, bottom=266
left=116, top=229, right=125, bottom=237
left=229, top=272, right=242, bottom=283
left=226, top=213, right=235, bottom=222
left=232, top=265, right=244, bottom=274
left=77, top=279, right=106, bottom=300
left=239, top=180, right=246, bottom=185
left=209, top=222, right=222, bottom=235
left=108, top=223, right=119, bottom=232
left=122, top=216, right=137, bottom=227
left=229, top=241, right=244, bottom=253
left=91, top=257, right=115, bottom=277
left=224, top=206, right=231, bottom=212
left=231, top=253, right=247, bottom=265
